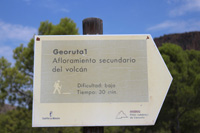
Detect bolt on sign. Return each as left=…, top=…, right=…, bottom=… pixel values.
left=32, top=35, right=172, bottom=127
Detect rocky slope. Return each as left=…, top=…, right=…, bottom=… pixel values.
left=154, top=31, right=200, bottom=50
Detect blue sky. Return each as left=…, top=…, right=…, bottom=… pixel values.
left=0, top=0, right=200, bottom=63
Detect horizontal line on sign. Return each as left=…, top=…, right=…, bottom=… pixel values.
left=62, top=93, right=71, bottom=95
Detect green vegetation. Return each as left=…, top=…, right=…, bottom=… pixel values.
left=0, top=17, right=200, bottom=133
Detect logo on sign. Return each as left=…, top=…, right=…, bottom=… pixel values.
left=42, top=111, right=60, bottom=120
left=116, top=111, right=128, bottom=119
left=50, top=111, right=53, bottom=117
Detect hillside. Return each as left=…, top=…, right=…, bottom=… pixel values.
left=0, top=104, right=16, bottom=114
left=154, top=31, right=200, bottom=50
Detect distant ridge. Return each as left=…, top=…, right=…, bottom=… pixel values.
left=0, top=104, right=16, bottom=114
left=154, top=31, right=200, bottom=50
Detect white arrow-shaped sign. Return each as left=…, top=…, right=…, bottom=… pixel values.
left=33, top=35, right=172, bottom=127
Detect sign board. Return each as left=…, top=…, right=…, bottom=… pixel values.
left=32, top=35, right=172, bottom=127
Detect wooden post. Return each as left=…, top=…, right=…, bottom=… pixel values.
left=83, top=17, right=103, bottom=35
left=82, top=17, right=104, bottom=133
